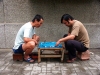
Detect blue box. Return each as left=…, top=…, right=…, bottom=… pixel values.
left=38, top=42, right=63, bottom=48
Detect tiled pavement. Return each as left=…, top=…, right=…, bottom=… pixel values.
left=0, top=49, right=100, bottom=75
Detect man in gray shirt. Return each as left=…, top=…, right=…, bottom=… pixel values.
left=56, top=14, right=90, bottom=63
left=13, top=14, right=44, bottom=63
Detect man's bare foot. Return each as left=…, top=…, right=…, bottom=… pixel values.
left=67, top=58, right=76, bottom=63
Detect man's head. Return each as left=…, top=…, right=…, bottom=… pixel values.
left=32, top=14, right=44, bottom=28
left=61, top=14, right=74, bottom=27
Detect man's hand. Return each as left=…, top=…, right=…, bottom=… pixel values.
left=56, top=40, right=61, bottom=46
left=33, top=39, right=38, bottom=45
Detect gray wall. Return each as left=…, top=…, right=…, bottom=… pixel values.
left=0, top=0, right=100, bottom=48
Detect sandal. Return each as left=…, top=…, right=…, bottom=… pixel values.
left=25, top=58, right=34, bottom=63
left=67, top=58, right=76, bottom=63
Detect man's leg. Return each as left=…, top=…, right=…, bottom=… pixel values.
left=22, top=41, right=36, bottom=62
left=65, top=40, right=87, bottom=61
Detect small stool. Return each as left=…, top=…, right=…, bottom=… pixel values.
left=77, top=50, right=90, bottom=60
left=13, top=53, right=24, bottom=61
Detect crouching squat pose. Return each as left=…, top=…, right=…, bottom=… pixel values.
left=56, top=14, right=90, bottom=63
left=13, top=14, right=44, bottom=63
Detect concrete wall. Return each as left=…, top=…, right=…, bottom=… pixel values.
left=0, top=0, right=100, bottom=48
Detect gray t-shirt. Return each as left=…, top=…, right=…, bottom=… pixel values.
left=69, top=20, right=90, bottom=48
left=13, top=22, right=35, bottom=49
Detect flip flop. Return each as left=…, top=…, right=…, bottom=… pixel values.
left=25, top=58, right=34, bottom=63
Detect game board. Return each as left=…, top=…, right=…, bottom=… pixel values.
left=38, top=42, right=62, bottom=48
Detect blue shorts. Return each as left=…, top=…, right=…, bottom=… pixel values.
left=13, top=44, right=24, bottom=54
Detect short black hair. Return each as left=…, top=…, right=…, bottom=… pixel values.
left=61, top=14, right=74, bottom=23
left=32, top=14, right=43, bottom=22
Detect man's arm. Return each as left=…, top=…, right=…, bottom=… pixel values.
left=24, top=37, right=38, bottom=44
left=56, top=34, right=75, bottom=46
left=68, top=33, right=71, bottom=36
left=32, top=34, right=39, bottom=42
left=60, top=34, right=75, bottom=42
left=32, top=34, right=36, bottom=39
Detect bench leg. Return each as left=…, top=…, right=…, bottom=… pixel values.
left=13, top=53, right=24, bottom=61
left=38, top=49, right=41, bottom=63
left=61, top=49, right=64, bottom=62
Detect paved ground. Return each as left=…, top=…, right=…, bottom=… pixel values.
left=0, top=48, right=100, bottom=75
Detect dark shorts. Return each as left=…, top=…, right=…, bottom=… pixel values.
left=13, top=44, right=24, bottom=54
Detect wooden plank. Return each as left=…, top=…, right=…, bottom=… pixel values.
left=41, top=55, right=61, bottom=57
left=38, top=46, right=64, bottom=63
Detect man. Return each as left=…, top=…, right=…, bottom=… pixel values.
left=56, top=14, right=90, bottom=63
left=13, top=14, right=44, bottom=63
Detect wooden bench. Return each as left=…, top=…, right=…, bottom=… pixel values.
left=77, top=50, right=90, bottom=60
left=13, top=53, right=38, bottom=61
left=38, top=48, right=64, bottom=63
left=13, top=53, right=24, bottom=61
